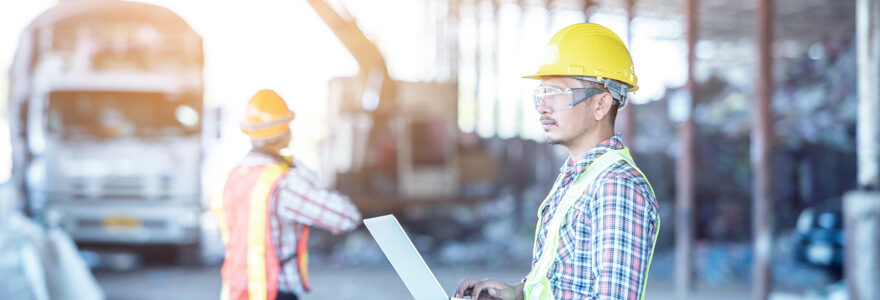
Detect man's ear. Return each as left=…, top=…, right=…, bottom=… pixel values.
left=592, top=92, right=614, bottom=122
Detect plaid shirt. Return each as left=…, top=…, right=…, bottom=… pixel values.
left=527, top=134, right=659, bottom=299
left=240, top=152, right=362, bottom=295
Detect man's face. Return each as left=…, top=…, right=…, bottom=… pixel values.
left=537, top=76, right=595, bottom=146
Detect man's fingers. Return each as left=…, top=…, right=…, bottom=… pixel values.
left=458, top=278, right=511, bottom=299
left=472, top=280, right=498, bottom=300
left=455, top=278, right=478, bottom=297
left=471, top=281, right=487, bottom=300
left=454, top=279, right=467, bottom=297
left=481, top=287, right=500, bottom=300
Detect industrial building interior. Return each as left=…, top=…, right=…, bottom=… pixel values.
left=0, top=0, right=876, bottom=299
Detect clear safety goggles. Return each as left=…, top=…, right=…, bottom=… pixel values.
left=532, top=86, right=606, bottom=111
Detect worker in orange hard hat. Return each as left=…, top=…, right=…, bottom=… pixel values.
left=455, top=23, right=659, bottom=300
left=211, top=89, right=362, bottom=300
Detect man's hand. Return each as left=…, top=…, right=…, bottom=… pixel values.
left=455, top=278, right=524, bottom=300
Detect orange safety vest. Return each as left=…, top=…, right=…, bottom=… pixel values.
left=212, top=162, right=311, bottom=300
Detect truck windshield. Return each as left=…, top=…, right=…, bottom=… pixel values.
left=46, top=91, right=201, bottom=140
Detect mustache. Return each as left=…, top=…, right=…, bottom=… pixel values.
left=540, top=116, right=557, bottom=125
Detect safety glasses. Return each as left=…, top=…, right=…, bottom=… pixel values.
left=532, top=86, right=606, bottom=111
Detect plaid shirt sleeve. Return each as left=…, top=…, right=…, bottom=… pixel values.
left=275, top=170, right=362, bottom=234
left=589, top=172, right=657, bottom=299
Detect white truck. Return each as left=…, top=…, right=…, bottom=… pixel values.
left=9, top=0, right=206, bottom=259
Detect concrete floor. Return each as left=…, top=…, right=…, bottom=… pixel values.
left=94, top=264, right=754, bottom=300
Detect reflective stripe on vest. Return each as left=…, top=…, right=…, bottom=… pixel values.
left=524, top=148, right=659, bottom=300
left=297, top=226, right=311, bottom=292
left=247, top=165, right=286, bottom=300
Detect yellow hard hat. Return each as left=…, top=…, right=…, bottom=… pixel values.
left=523, top=23, right=638, bottom=92
left=241, top=89, right=295, bottom=141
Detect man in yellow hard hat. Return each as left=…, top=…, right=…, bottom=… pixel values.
left=455, top=23, right=659, bottom=300
left=211, top=89, right=362, bottom=300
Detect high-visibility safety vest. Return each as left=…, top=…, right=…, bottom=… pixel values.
left=524, top=148, right=659, bottom=300
left=211, top=162, right=311, bottom=300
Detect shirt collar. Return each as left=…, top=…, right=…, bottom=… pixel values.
left=241, top=149, right=286, bottom=167
left=559, top=133, right=626, bottom=177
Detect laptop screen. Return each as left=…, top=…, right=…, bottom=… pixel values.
left=364, top=215, right=450, bottom=300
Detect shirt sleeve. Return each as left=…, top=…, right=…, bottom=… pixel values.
left=589, top=175, right=658, bottom=299
left=274, top=169, right=362, bottom=234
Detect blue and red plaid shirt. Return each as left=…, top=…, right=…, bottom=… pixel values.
left=527, top=134, right=659, bottom=299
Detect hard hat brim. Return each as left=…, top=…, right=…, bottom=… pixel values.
left=521, top=74, right=640, bottom=92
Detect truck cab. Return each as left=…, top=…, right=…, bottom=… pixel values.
left=9, top=0, right=206, bottom=255
left=28, top=72, right=203, bottom=245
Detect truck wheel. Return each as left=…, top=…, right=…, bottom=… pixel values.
left=176, top=243, right=203, bottom=266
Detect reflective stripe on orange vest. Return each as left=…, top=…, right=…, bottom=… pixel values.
left=296, top=226, right=311, bottom=292
left=246, top=165, right=285, bottom=300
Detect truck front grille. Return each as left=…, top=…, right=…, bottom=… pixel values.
left=101, top=176, right=144, bottom=193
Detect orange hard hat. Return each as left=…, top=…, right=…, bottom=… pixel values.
left=240, top=89, right=295, bottom=141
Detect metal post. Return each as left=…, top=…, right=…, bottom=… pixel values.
left=583, top=0, right=594, bottom=22
left=752, top=0, right=774, bottom=299
left=448, top=0, right=460, bottom=81
left=460, top=0, right=479, bottom=132
left=621, top=0, right=635, bottom=148
left=845, top=0, right=880, bottom=299
left=676, top=0, right=697, bottom=297
left=476, top=0, right=497, bottom=137
left=856, top=0, right=880, bottom=191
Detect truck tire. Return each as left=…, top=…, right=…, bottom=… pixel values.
left=176, top=243, right=203, bottom=266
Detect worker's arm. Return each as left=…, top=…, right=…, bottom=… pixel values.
left=589, top=175, right=657, bottom=299
left=274, top=170, right=362, bottom=234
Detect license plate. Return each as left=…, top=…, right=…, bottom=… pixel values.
left=103, top=216, right=141, bottom=228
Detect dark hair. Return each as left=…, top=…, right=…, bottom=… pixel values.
left=578, top=79, right=619, bottom=126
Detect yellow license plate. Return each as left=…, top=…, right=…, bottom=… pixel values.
left=103, top=216, right=141, bottom=228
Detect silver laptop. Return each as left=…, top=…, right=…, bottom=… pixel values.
left=364, top=215, right=467, bottom=300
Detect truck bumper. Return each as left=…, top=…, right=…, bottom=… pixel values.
left=43, top=201, right=201, bottom=245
